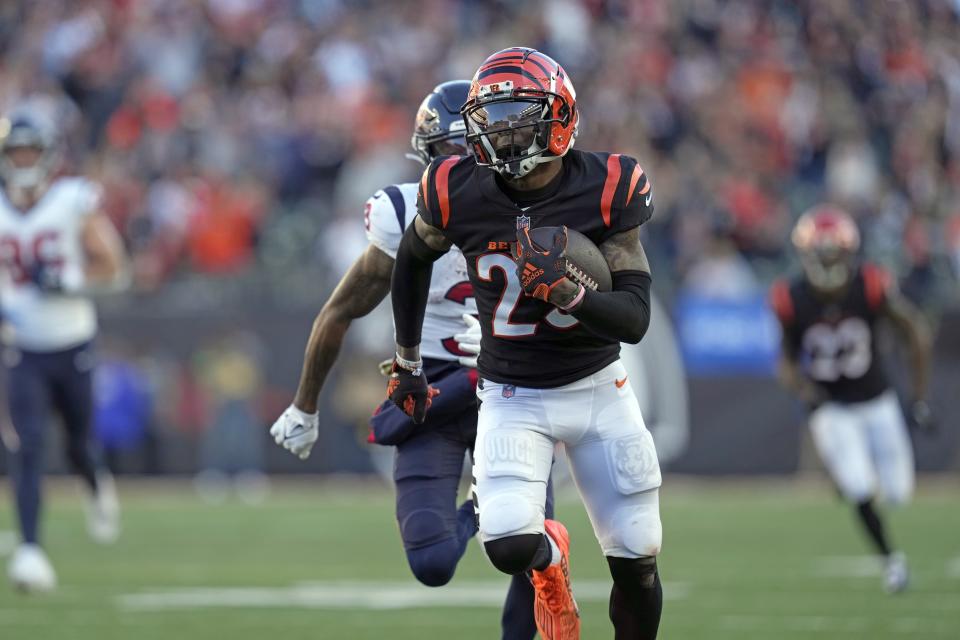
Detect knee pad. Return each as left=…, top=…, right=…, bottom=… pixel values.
left=885, top=487, right=912, bottom=507
left=608, top=555, right=658, bottom=592
left=882, top=474, right=914, bottom=507
left=484, top=533, right=543, bottom=575
left=610, top=502, right=662, bottom=558
left=478, top=493, right=539, bottom=539
left=405, top=538, right=460, bottom=587
left=399, top=508, right=450, bottom=550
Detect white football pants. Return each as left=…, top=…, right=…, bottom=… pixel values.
left=474, top=360, right=662, bottom=558
left=809, top=389, right=914, bottom=505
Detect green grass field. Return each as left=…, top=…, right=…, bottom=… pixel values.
left=0, top=478, right=957, bottom=640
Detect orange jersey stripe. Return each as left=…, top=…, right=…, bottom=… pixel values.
left=625, top=164, right=644, bottom=206
left=435, top=157, right=459, bottom=228
left=600, top=154, right=622, bottom=227
left=419, top=168, right=431, bottom=216
left=769, top=280, right=794, bottom=323
left=638, top=180, right=651, bottom=195
left=862, top=263, right=889, bottom=310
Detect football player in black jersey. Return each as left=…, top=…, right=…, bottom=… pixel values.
left=388, top=48, right=663, bottom=640
left=269, top=81, right=554, bottom=640
left=770, top=205, right=933, bottom=594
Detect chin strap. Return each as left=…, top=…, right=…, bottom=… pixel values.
left=498, top=147, right=558, bottom=179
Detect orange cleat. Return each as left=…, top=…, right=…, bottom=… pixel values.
left=530, top=519, right=581, bottom=640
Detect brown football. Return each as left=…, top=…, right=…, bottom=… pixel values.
left=528, top=226, right=612, bottom=292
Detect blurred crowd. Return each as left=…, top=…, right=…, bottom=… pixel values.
left=1, top=0, right=959, bottom=311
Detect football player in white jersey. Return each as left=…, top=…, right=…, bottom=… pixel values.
left=0, top=110, right=129, bottom=592
left=270, top=81, right=551, bottom=639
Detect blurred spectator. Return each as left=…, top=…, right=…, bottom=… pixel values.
left=683, top=228, right=762, bottom=302
left=193, top=331, right=270, bottom=503
left=93, top=342, right=156, bottom=473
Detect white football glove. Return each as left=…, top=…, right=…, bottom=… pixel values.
left=270, top=404, right=319, bottom=460
left=453, top=313, right=481, bottom=368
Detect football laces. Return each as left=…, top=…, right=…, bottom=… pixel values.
left=564, top=260, right=599, bottom=291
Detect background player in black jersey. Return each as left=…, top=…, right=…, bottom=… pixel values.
left=388, top=48, right=663, bottom=640
left=268, top=81, right=551, bottom=640
left=770, top=205, right=933, bottom=594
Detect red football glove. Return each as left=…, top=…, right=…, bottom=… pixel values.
left=514, top=226, right=568, bottom=302
left=386, top=359, right=439, bottom=424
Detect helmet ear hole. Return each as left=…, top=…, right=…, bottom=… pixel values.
left=535, top=121, right=550, bottom=148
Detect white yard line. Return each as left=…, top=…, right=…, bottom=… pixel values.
left=812, top=555, right=883, bottom=577
left=720, top=614, right=958, bottom=635
left=817, top=554, right=960, bottom=584
left=116, top=580, right=689, bottom=612
left=945, top=556, right=960, bottom=579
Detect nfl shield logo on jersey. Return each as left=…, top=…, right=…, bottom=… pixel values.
left=502, top=384, right=516, bottom=399
left=515, top=215, right=531, bottom=231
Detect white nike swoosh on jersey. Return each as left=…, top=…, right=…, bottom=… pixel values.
left=645, top=193, right=652, bottom=207
left=520, top=206, right=532, bottom=211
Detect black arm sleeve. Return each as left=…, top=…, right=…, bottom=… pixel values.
left=570, top=270, right=652, bottom=344
left=391, top=222, right=447, bottom=348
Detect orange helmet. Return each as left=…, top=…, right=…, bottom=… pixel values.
left=791, top=204, right=861, bottom=291
left=461, top=47, right=578, bottom=179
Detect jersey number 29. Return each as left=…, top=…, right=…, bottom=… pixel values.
left=477, top=253, right=578, bottom=337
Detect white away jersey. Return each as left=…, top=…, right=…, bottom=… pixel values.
left=0, top=177, right=99, bottom=351
left=364, top=182, right=477, bottom=362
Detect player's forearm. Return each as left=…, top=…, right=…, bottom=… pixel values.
left=81, top=213, right=130, bottom=292
left=293, top=309, right=352, bottom=413
left=907, top=326, right=932, bottom=401
left=776, top=358, right=804, bottom=394
left=82, top=258, right=130, bottom=293
left=777, top=357, right=823, bottom=406
left=566, top=271, right=652, bottom=344
left=392, top=223, right=445, bottom=357
left=886, top=296, right=933, bottom=401
left=84, top=257, right=122, bottom=284
left=294, top=250, right=392, bottom=412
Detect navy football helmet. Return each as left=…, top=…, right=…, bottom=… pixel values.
left=409, top=80, right=471, bottom=165
left=0, top=109, right=60, bottom=194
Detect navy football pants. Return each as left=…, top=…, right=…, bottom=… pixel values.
left=388, top=403, right=554, bottom=640
left=5, top=343, right=100, bottom=544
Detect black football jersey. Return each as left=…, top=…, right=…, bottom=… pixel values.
left=416, top=150, right=654, bottom=388
left=770, top=264, right=892, bottom=403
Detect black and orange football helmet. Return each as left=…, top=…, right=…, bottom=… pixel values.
left=792, top=204, right=861, bottom=292
left=461, top=47, right=579, bottom=179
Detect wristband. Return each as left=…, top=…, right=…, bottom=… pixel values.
left=559, top=284, right=586, bottom=312
left=395, top=353, right=423, bottom=372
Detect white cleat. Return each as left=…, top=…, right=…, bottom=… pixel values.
left=883, top=551, right=909, bottom=594
left=8, top=544, right=57, bottom=593
left=85, top=472, right=121, bottom=545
